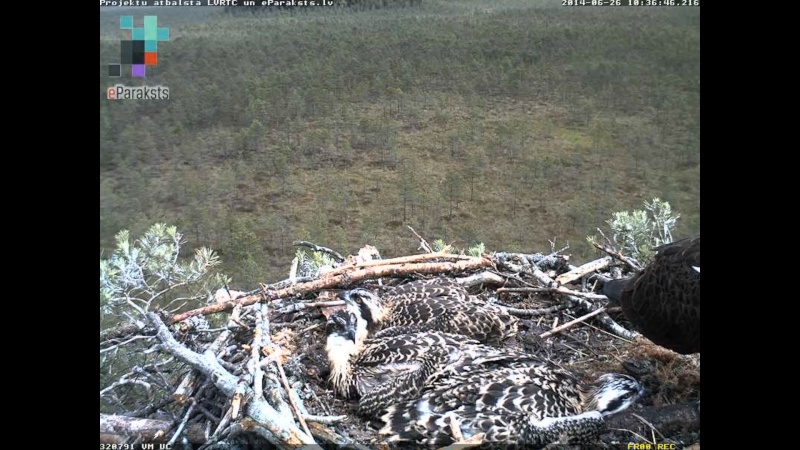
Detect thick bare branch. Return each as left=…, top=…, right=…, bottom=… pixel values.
left=100, top=414, right=206, bottom=444
left=173, top=372, right=200, bottom=404
left=455, top=271, right=505, bottom=288
left=171, top=256, right=492, bottom=323
left=554, top=257, right=613, bottom=285
left=144, top=312, right=315, bottom=448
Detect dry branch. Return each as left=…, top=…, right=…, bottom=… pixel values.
left=276, top=360, right=312, bottom=440
left=539, top=307, right=607, bottom=339
left=455, top=271, right=505, bottom=288
left=145, top=312, right=315, bottom=448
left=498, top=303, right=572, bottom=316
left=306, top=422, right=373, bottom=450
left=590, top=239, right=643, bottom=272
left=168, top=398, right=198, bottom=447
left=408, top=225, right=434, bottom=253
left=274, top=300, right=344, bottom=315
left=302, top=414, right=347, bottom=424
left=568, top=295, right=638, bottom=340
left=554, top=257, right=612, bottom=285
left=100, top=323, right=143, bottom=343
left=171, top=256, right=492, bottom=323
left=320, top=251, right=477, bottom=277
left=438, top=432, right=486, bottom=450
left=173, top=371, right=199, bottom=404
left=100, top=413, right=206, bottom=444
left=493, top=252, right=571, bottom=273
left=498, top=258, right=637, bottom=340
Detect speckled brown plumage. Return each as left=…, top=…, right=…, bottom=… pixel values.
left=325, top=311, right=540, bottom=417
left=379, top=366, right=644, bottom=448
left=603, top=236, right=700, bottom=354
left=340, top=277, right=518, bottom=345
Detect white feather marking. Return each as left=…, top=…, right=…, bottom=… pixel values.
left=417, top=398, right=432, bottom=415
left=692, top=266, right=700, bottom=273
left=326, top=334, right=356, bottom=394
left=533, top=411, right=601, bottom=428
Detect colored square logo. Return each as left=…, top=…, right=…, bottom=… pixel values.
left=132, top=65, right=146, bottom=78
left=120, top=16, right=133, bottom=29
left=108, top=15, right=168, bottom=79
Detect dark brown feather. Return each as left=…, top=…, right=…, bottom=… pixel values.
left=619, top=236, right=700, bottom=354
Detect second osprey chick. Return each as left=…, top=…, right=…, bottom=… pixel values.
left=340, top=277, right=518, bottom=345
left=325, top=309, right=540, bottom=416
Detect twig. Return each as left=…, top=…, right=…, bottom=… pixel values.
left=307, top=422, right=373, bottom=450
left=547, top=237, right=570, bottom=256
left=561, top=312, right=635, bottom=345
left=590, top=237, right=643, bottom=272
left=448, top=415, right=464, bottom=441
left=298, top=323, right=323, bottom=335
left=194, top=403, right=221, bottom=423
left=292, top=240, right=346, bottom=263
left=539, top=307, right=606, bottom=339
left=252, top=306, right=265, bottom=401
left=632, top=413, right=668, bottom=442
left=497, top=287, right=555, bottom=293
left=211, top=407, right=232, bottom=439
left=568, top=296, right=638, bottom=340
left=497, top=284, right=609, bottom=301
left=308, top=386, right=331, bottom=416
left=99, top=376, right=152, bottom=399
left=274, top=300, right=344, bottom=315
left=276, top=359, right=313, bottom=441
left=100, top=335, right=155, bottom=353
left=408, top=225, right=434, bottom=253
left=500, top=260, right=638, bottom=340
left=167, top=398, right=197, bottom=447
left=496, top=303, right=571, bottom=316
left=302, top=414, right=347, bottom=424
left=438, top=432, right=486, bottom=450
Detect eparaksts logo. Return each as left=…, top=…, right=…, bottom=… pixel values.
left=107, top=84, right=170, bottom=100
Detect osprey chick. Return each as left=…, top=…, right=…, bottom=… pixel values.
left=380, top=366, right=644, bottom=447
left=325, top=310, right=540, bottom=416
left=340, top=277, right=518, bottom=346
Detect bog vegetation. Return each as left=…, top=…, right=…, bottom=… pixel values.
left=100, top=0, right=700, bottom=293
